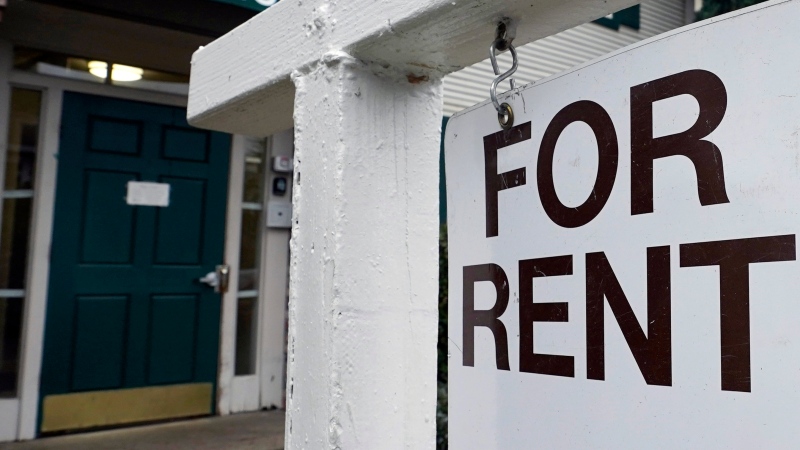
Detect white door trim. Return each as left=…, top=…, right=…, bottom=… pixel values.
left=8, top=71, right=187, bottom=107
left=258, top=129, right=293, bottom=409
left=221, top=130, right=293, bottom=414
left=221, top=133, right=279, bottom=414
left=217, top=134, right=247, bottom=415
left=4, top=67, right=192, bottom=441
left=0, top=400, right=19, bottom=440
left=16, top=84, right=62, bottom=441
left=230, top=374, right=260, bottom=412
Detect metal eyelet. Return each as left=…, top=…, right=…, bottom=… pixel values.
left=497, top=103, right=514, bottom=130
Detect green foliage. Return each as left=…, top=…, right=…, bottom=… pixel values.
left=696, top=0, right=768, bottom=21
left=437, top=224, right=448, bottom=449
left=436, top=382, right=448, bottom=449
left=438, top=224, right=448, bottom=383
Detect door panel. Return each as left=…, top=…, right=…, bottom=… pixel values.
left=162, top=127, right=209, bottom=162
left=148, top=294, right=198, bottom=385
left=88, top=117, right=142, bottom=155
left=71, top=296, right=128, bottom=391
left=153, top=177, right=206, bottom=264
left=80, top=170, right=138, bottom=264
left=39, top=92, right=230, bottom=433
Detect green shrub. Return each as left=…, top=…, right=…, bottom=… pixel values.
left=437, top=224, right=448, bottom=449
left=696, top=0, right=768, bottom=20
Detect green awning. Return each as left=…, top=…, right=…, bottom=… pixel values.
left=211, top=0, right=276, bottom=12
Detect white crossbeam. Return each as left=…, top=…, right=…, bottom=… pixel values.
left=188, top=0, right=637, bottom=136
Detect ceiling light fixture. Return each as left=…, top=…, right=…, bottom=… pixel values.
left=87, top=61, right=144, bottom=82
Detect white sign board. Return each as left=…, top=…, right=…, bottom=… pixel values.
left=446, top=1, right=800, bottom=447
left=126, top=181, right=170, bottom=207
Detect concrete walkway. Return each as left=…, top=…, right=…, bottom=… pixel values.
left=0, top=411, right=285, bottom=450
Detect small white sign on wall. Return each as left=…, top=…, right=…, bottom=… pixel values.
left=447, top=1, right=800, bottom=448
left=126, top=181, right=170, bottom=207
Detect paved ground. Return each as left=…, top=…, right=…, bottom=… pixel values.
left=0, top=410, right=285, bottom=450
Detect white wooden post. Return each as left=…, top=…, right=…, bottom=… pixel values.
left=288, top=53, right=441, bottom=447
left=188, top=0, right=634, bottom=447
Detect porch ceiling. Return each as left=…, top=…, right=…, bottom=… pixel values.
left=0, top=0, right=218, bottom=76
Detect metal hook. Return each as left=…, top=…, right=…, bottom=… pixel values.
left=489, top=19, right=518, bottom=130
left=489, top=40, right=518, bottom=129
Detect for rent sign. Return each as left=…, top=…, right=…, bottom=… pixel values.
left=446, top=1, right=800, bottom=447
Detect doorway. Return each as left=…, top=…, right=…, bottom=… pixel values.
left=38, top=92, right=231, bottom=433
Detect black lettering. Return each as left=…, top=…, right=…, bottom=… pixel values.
left=631, top=70, right=729, bottom=215
left=463, top=263, right=510, bottom=370
left=538, top=100, right=618, bottom=228
left=586, top=246, right=671, bottom=385
left=484, top=123, right=531, bottom=237
left=519, top=255, right=574, bottom=377
left=680, top=235, right=796, bottom=392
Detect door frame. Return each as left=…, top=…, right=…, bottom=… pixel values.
left=0, top=41, right=204, bottom=441
left=257, top=129, right=293, bottom=409
left=216, top=134, right=247, bottom=414
left=0, top=41, right=291, bottom=441
left=218, top=130, right=292, bottom=415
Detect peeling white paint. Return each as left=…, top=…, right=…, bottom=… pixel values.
left=286, top=54, right=441, bottom=449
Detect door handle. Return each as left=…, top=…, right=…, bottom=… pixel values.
left=216, top=264, right=230, bottom=294
left=198, top=264, right=231, bottom=294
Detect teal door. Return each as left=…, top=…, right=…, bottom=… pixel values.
left=39, top=92, right=231, bottom=433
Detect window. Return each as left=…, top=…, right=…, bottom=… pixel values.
left=0, top=88, right=42, bottom=397
left=235, top=140, right=267, bottom=375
